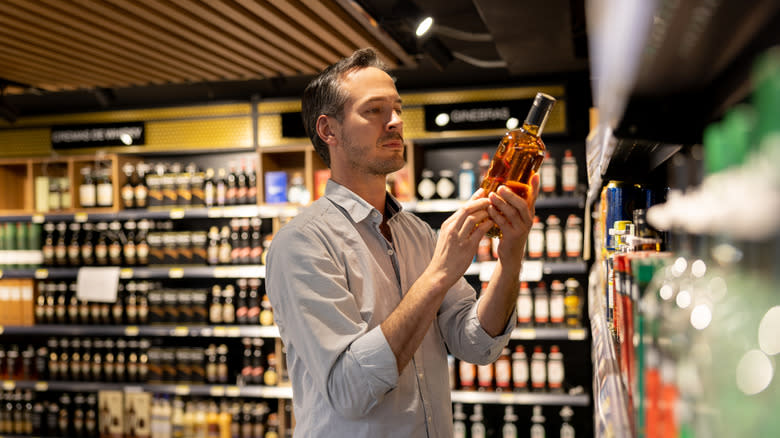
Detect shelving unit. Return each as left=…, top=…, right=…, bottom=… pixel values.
left=0, top=266, right=266, bottom=280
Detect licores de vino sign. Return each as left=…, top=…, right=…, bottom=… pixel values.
left=51, top=122, right=146, bottom=149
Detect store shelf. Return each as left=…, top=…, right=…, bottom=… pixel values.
left=450, top=390, right=590, bottom=406
left=510, top=327, right=588, bottom=341
left=0, top=204, right=297, bottom=223
left=402, top=195, right=585, bottom=213
left=0, top=324, right=280, bottom=338
left=0, top=265, right=266, bottom=280
left=466, top=260, right=587, bottom=279
left=1, top=380, right=292, bottom=399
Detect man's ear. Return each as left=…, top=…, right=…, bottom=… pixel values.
left=316, top=114, right=338, bottom=147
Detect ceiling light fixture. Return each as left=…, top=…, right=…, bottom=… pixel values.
left=415, top=17, right=434, bottom=37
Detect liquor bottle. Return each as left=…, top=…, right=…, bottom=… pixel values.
left=539, top=151, right=556, bottom=197
left=287, top=172, right=310, bottom=205
left=417, top=169, right=436, bottom=200
left=547, top=345, right=564, bottom=393
left=124, top=221, right=138, bottom=266
left=564, top=215, right=583, bottom=260
left=560, top=406, right=575, bottom=438
left=96, top=168, right=114, bottom=208
left=495, top=348, right=512, bottom=392
left=216, top=344, right=229, bottom=384
left=218, top=226, right=232, bottom=265
left=544, top=215, right=563, bottom=261
left=147, top=163, right=165, bottom=208
left=530, top=406, right=546, bottom=438
left=436, top=169, right=456, bottom=200
left=42, top=222, right=56, bottom=266
left=121, top=163, right=136, bottom=209
left=135, top=162, right=150, bottom=209
left=204, top=168, right=216, bottom=208
left=239, top=219, right=251, bottom=264
left=66, top=222, right=81, bottom=266
left=249, top=218, right=262, bottom=265
left=530, top=346, right=547, bottom=392
left=246, top=160, right=258, bottom=206
left=136, top=219, right=151, bottom=266
left=470, top=404, right=486, bottom=438
left=216, top=168, right=227, bottom=207
left=533, top=282, right=549, bottom=326
left=54, top=222, right=68, bottom=266
left=54, top=282, right=67, bottom=324
left=512, top=345, right=529, bottom=392
left=480, top=93, right=556, bottom=237
left=79, top=167, right=97, bottom=208
left=222, top=285, right=236, bottom=324
left=207, top=226, right=220, bottom=266
left=457, top=160, right=476, bottom=201
left=162, top=163, right=179, bottom=206
left=236, top=279, right=249, bottom=325
left=564, top=278, right=582, bottom=327
left=178, top=163, right=195, bottom=207
left=527, top=217, right=545, bottom=259
left=477, top=152, right=491, bottom=181
left=517, top=282, right=533, bottom=326
left=191, top=166, right=206, bottom=207
left=452, top=403, right=467, bottom=438
left=229, top=219, right=242, bottom=264
left=108, top=221, right=123, bottom=266
left=458, top=360, right=476, bottom=391
left=476, top=361, right=493, bottom=391
left=549, top=280, right=565, bottom=327
left=560, top=149, right=578, bottom=195
left=502, top=406, right=519, bottom=438
left=251, top=338, right=265, bottom=385
left=210, top=285, right=223, bottom=325
left=226, top=162, right=238, bottom=205
left=236, top=159, right=248, bottom=205
left=259, top=295, right=274, bottom=326
left=81, top=222, right=95, bottom=266
left=247, top=279, right=261, bottom=324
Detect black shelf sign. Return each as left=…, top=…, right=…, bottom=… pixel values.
left=424, top=99, right=534, bottom=132
left=51, top=121, right=146, bottom=149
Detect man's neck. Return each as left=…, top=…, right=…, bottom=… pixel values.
left=331, top=173, right=388, bottom=215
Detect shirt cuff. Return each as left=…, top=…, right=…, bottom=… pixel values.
left=469, top=296, right=516, bottom=354
left=350, top=325, right=399, bottom=393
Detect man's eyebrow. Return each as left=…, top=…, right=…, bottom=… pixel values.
left=362, top=96, right=403, bottom=105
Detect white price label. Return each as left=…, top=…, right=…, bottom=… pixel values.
left=519, top=261, right=543, bottom=282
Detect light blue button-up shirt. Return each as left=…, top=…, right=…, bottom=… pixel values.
left=266, top=180, right=515, bottom=437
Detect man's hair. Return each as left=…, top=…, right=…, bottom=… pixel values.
left=301, top=48, right=388, bottom=167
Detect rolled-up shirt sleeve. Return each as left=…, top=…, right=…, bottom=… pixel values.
left=266, top=224, right=399, bottom=419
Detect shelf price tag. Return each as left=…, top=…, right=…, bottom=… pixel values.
left=227, top=327, right=241, bottom=337
left=125, top=326, right=140, bottom=336
left=226, top=386, right=241, bottom=397
left=213, top=327, right=227, bottom=337
left=2, top=381, right=15, bottom=390
left=567, top=329, right=586, bottom=340
left=120, top=268, right=134, bottom=279
left=35, top=269, right=48, bottom=279
left=32, top=215, right=45, bottom=224
left=74, top=213, right=88, bottom=223
left=499, top=393, right=515, bottom=403
left=34, top=382, right=48, bottom=391
left=515, top=329, right=536, bottom=339
left=172, top=326, right=189, bottom=336
left=519, top=261, right=543, bottom=282
left=207, top=208, right=222, bottom=218
left=169, top=208, right=185, bottom=219
left=209, top=386, right=225, bottom=397
left=175, top=385, right=191, bottom=395
left=213, top=267, right=234, bottom=278
left=169, top=268, right=184, bottom=278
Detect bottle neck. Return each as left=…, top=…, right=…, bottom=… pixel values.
left=521, top=122, right=542, bottom=137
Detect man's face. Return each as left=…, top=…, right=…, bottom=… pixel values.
left=332, top=66, right=405, bottom=176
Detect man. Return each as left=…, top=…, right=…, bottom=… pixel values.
left=266, top=48, right=539, bottom=437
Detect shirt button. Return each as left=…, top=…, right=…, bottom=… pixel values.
left=372, top=211, right=379, bottom=217
left=387, top=249, right=394, bottom=255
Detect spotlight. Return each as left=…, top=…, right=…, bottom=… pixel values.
left=415, top=17, right=433, bottom=37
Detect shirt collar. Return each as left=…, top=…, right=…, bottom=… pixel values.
left=324, top=179, right=403, bottom=224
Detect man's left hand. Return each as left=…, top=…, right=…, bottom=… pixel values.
left=486, top=173, right=541, bottom=271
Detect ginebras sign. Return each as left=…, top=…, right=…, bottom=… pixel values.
left=424, top=99, right=533, bottom=132
left=51, top=121, right=146, bottom=149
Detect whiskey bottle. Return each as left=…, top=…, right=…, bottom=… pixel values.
left=94, top=222, right=109, bottom=266
left=480, top=93, right=556, bottom=237
left=216, top=168, right=227, bottom=207
left=246, top=160, right=258, bottom=205
left=204, top=168, right=216, bottom=208
left=96, top=168, right=114, bottom=208
left=136, top=219, right=151, bottom=266
left=236, top=279, right=249, bottom=324
left=135, top=162, right=150, bottom=209
left=81, top=222, right=95, bottom=265
left=79, top=167, right=96, bottom=208
left=236, top=159, right=248, bottom=204
left=162, top=163, right=180, bottom=206
left=191, top=165, right=206, bottom=207
left=54, top=222, right=68, bottom=266
left=147, top=163, right=165, bottom=208
left=42, top=222, right=56, bottom=266
left=225, top=162, right=238, bottom=205
left=67, top=223, right=81, bottom=266
left=108, top=221, right=123, bottom=266
left=249, top=218, right=262, bottom=265
left=121, top=163, right=136, bottom=209
left=123, top=221, right=138, bottom=266
left=218, top=226, right=232, bottom=265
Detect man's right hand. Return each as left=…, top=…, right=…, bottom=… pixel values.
left=425, top=188, right=494, bottom=291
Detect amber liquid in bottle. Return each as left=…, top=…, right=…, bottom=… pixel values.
left=480, top=92, right=556, bottom=238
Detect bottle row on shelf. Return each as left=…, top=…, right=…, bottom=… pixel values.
left=474, top=214, right=584, bottom=263
left=512, top=279, right=584, bottom=329
left=416, top=149, right=581, bottom=203
left=0, top=389, right=283, bottom=438
left=452, top=403, right=578, bottom=438
left=0, top=336, right=279, bottom=387
left=30, top=279, right=274, bottom=327
left=450, top=345, right=574, bottom=394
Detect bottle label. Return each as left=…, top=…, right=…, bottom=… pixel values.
left=546, top=230, right=562, bottom=257
left=565, top=228, right=582, bottom=257
left=562, top=162, right=578, bottom=192
left=80, top=184, right=96, bottom=207
left=512, top=358, right=528, bottom=386
left=517, top=295, right=532, bottom=323
left=531, top=424, right=546, bottom=438
left=97, top=183, right=113, bottom=206
left=541, top=164, right=556, bottom=192
left=561, top=424, right=575, bottom=438
left=459, top=361, right=475, bottom=387
left=548, top=360, right=564, bottom=388
left=472, top=424, right=486, bottom=438
left=121, top=185, right=135, bottom=206
left=534, top=297, right=548, bottom=322
left=531, top=359, right=546, bottom=387
left=550, top=295, right=565, bottom=323
left=454, top=422, right=467, bottom=438
left=477, top=363, right=493, bottom=388
left=528, top=230, right=544, bottom=257
left=503, top=424, right=518, bottom=438
left=458, top=171, right=475, bottom=200
left=417, top=178, right=436, bottom=200
left=495, top=359, right=511, bottom=387
left=436, top=178, right=456, bottom=200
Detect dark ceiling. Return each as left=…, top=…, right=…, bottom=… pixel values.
left=0, top=0, right=589, bottom=119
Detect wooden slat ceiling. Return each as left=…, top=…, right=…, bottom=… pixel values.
left=0, top=0, right=417, bottom=95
